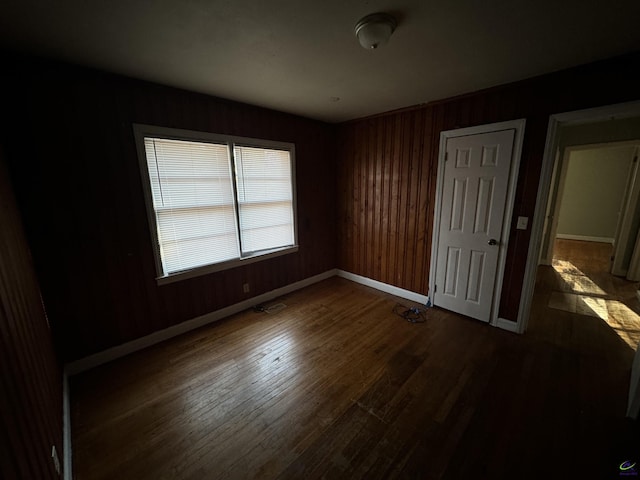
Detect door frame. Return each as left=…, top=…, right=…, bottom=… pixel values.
left=517, top=100, right=640, bottom=334
left=429, top=119, right=526, bottom=330
left=539, top=146, right=571, bottom=265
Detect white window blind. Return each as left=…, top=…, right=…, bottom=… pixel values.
left=136, top=126, right=297, bottom=280
left=145, top=138, right=239, bottom=274
left=234, top=146, right=295, bottom=254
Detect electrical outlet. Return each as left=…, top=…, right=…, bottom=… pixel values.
left=51, top=445, right=60, bottom=476
left=243, top=283, right=250, bottom=293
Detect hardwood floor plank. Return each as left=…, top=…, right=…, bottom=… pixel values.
left=72, top=268, right=640, bottom=480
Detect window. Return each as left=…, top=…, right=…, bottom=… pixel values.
left=134, top=125, right=297, bottom=283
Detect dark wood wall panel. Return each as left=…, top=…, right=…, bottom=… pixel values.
left=338, top=52, right=640, bottom=322
left=0, top=148, right=62, bottom=479
left=339, top=108, right=437, bottom=294
left=2, top=51, right=638, bottom=369
left=1, top=55, right=337, bottom=362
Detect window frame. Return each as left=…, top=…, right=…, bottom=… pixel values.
left=133, top=124, right=298, bottom=285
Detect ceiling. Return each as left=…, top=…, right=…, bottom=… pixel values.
left=1, top=0, right=639, bottom=123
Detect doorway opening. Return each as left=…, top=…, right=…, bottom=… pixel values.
left=519, top=102, right=640, bottom=334
left=533, top=137, right=640, bottom=350
left=541, top=141, right=640, bottom=273
left=520, top=101, right=640, bottom=422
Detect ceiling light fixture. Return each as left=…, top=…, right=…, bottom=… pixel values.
left=354, top=12, right=397, bottom=50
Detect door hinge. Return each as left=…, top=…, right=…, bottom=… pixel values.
left=634, top=155, right=638, bottom=164
left=611, top=255, right=615, bottom=262
left=445, top=152, right=448, bottom=162
left=434, top=284, right=437, bottom=293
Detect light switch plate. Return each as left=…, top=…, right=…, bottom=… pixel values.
left=517, top=216, right=528, bottom=230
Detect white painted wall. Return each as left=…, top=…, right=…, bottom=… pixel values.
left=556, top=145, right=635, bottom=241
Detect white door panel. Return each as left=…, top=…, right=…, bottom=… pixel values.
left=434, top=129, right=515, bottom=321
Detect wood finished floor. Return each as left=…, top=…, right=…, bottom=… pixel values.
left=529, top=239, right=640, bottom=352
left=72, top=248, right=640, bottom=479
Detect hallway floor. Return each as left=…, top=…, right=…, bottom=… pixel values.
left=529, top=239, right=640, bottom=353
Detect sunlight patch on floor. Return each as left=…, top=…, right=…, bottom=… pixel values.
left=548, top=292, right=606, bottom=318
left=607, top=301, right=640, bottom=350
left=548, top=260, right=640, bottom=350
left=552, top=260, right=607, bottom=296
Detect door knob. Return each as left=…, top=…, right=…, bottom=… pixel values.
left=488, top=238, right=498, bottom=246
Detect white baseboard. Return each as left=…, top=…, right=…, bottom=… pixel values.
left=556, top=234, right=614, bottom=244
left=336, top=270, right=429, bottom=305
left=65, top=269, right=338, bottom=375
left=493, top=317, right=520, bottom=333
left=62, top=371, right=72, bottom=480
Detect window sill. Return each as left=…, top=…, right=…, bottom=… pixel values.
left=156, top=245, right=299, bottom=286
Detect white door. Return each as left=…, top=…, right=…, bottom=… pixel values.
left=434, top=129, right=515, bottom=322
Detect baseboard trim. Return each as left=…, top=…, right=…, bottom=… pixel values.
left=494, top=317, right=519, bottom=333
left=62, top=370, right=72, bottom=480
left=336, top=270, right=429, bottom=305
left=65, top=269, right=338, bottom=375
left=556, top=234, right=614, bottom=244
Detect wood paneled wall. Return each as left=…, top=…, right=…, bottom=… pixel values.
left=1, top=55, right=337, bottom=362
left=0, top=148, right=62, bottom=479
left=338, top=109, right=436, bottom=293
left=337, top=52, right=640, bottom=322
left=2, top=51, right=638, bottom=368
